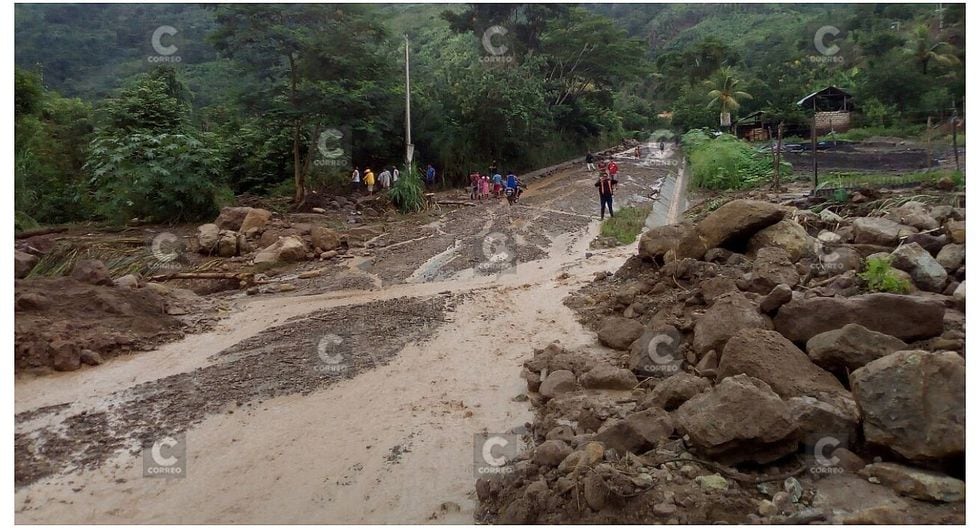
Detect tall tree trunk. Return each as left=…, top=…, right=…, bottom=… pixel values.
left=289, top=52, right=305, bottom=204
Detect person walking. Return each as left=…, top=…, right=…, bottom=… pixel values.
left=470, top=172, right=481, bottom=200
left=392, top=166, right=399, bottom=184
left=489, top=159, right=498, bottom=178
left=378, top=168, right=392, bottom=191
left=351, top=166, right=362, bottom=193
left=364, top=167, right=376, bottom=195
left=425, top=164, right=436, bottom=186
left=491, top=172, right=503, bottom=198
left=595, top=172, right=618, bottom=219
left=585, top=151, right=596, bottom=172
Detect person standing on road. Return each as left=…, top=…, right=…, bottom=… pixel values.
left=364, top=167, right=376, bottom=195
left=607, top=160, right=619, bottom=180
left=595, top=172, right=618, bottom=220
left=492, top=172, right=503, bottom=198
left=585, top=151, right=596, bottom=171
left=351, top=166, right=361, bottom=193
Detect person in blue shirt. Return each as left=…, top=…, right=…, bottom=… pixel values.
left=491, top=173, right=503, bottom=197
left=425, top=164, right=436, bottom=186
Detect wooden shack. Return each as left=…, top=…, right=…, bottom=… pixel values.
left=797, top=86, right=854, bottom=136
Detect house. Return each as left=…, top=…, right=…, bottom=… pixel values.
left=733, top=110, right=775, bottom=141
left=797, top=86, right=854, bottom=135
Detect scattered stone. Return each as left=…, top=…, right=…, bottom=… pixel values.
left=593, top=407, right=674, bottom=455
left=905, top=232, right=947, bottom=255
left=890, top=242, right=948, bottom=292
left=239, top=208, right=272, bottom=233
left=674, top=375, right=798, bottom=464
left=788, top=395, right=859, bottom=447
left=692, top=292, right=772, bottom=353
left=885, top=201, right=939, bottom=231
left=945, top=220, right=965, bottom=244
left=773, top=293, right=945, bottom=343
left=214, top=206, right=254, bottom=231
left=935, top=244, right=965, bottom=273
left=851, top=350, right=964, bottom=461
left=700, top=277, right=737, bottom=304
left=532, top=440, right=572, bottom=467
left=952, top=282, right=965, bottom=307
left=310, top=226, right=342, bottom=252
left=805, top=323, right=907, bottom=372
left=696, top=199, right=787, bottom=250
left=831, top=447, right=867, bottom=472
left=759, top=284, right=793, bottom=314
left=15, top=250, right=38, bottom=279
left=744, top=247, right=799, bottom=293
left=597, top=316, right=645, bottom=351
left=113, top=274, right=140, bottom=289
left=253, top=236, right=308, bottom=265
left=695, top=474, right=729, bottom=491
left=216, top=230, right=240, bottom=257
left=852, top=217, right=916, bottom=246
left=747, top=218, right=813, bottom=262
left=196, top=223, right=220, bottom=253
left=860, top=462, right=965, bottom=502
left=638, top=222, right=706, bottom=262
left=628, top=324, right=683, bottom=377
left=70, top=259, right=112, bottom=286
left=539, top=370, right=577, bottom=399
left=639, top=372, right=710, bottom=411
left=579, top=364, right=637, bottom=390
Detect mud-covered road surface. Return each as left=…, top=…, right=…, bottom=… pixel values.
left=15, top=142, right=683, bottom=523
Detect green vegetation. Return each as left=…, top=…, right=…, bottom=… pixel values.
left=388, top=168, right=427, bottom=214
left=859, top=256, right=912, bottom=294
left=682, top=130, right=790, bottom=190
left=600, top=205, right=651, bottom=245
left=816, top=169, right=965, bottom=191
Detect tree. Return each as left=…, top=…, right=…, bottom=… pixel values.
left=704, top=66, right=752, bottom=129
left=210, top=5, right=398, bottom=204
left=907, top=24, right=960, bottom=74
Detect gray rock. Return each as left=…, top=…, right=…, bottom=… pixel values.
left=773, top=293, right=945, bottom=343
left=759, top=284, right=793, bottom=314
left=597, top=316, right=644, bottom=351
left=693, top=292, right=773, bottom=353
left=852, top=217, right=917, bottom=246
left=579, top=364, right=637, bottom=390
left=70, top=259, right=112, bottom=286
left=15, top=250, right=38, bottom=279
left=629, top=324, right=683, bottom=377
left=593, top=407, right=674, bottom=455
left=935, top=244, right=965, bottom=272
left=639, top=372, right=710, bottom=411
left=638, top=222, right=706, bottom=263
left=747, top=218, right=814, bottom=262
left=805, top=323, right=907, bottom=372
left=539, top=370, right=577, bottom=399
left=885, top=201, right=939, bottom=231
left=890, top=242, right=948, bottom=292
left=532, top=440, right=572, bottom=467
left=696, top=199, right=787, bottom=250
left=860, top=462, right=965, bottom=502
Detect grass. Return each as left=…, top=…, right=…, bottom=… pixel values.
left=859, top=256, right=911, bottom=294
left=599, top=205, right=651, bottom=245
left=816, top=169, right=964, bottom=191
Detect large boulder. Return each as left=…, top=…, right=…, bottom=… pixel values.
left=597, top=316, right=644, bottom=351
left=805, top=324, right=907, bottom=372
left=852, top=217, right=917, bottom=246
left=216, top=230, right=240, bottom=257
left=696, top=199, right=786, bottom=250
left=885, top=201, right=940, bottom=231
left=773, top=293, right=944, bottom=343
left=746, top=218, right=814, bottom=262
left=850, top=350, right=964, bottom=461
left=859, top=463, right=966, bottom=503
left=214, top=206, right=254, bottom=231
left=70, top=259, right=112, bottom=286
left=935, top=244, right=965, bottom=273
left=253, top=235, right=308, bottom=265
left=197, top=223, right=221, bottom=254
left=638, top=222, right=706, bottom=263
left=890, top=242, right=948, bottom=292
left=639, top=371, right=710, bottom=411
left=718, top=328, right=848, bottom=401
left=628, top=324, right=683, bottom=377
left=15, top=250, right=38, bottom=279
left=593, top=407, right=674, bottom=455
left=788, top=394, right=860, bottom=448
left=742, top=246, right=799, bottom=293
left=674, top=375, right=799, bottom=464
left=239, top=208, right=272, bottom=233
left=310, top=226, right=342, bottom=252
left=693, top=292, right=773, bottom=354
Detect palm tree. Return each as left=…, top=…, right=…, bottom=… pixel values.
left=908, top=25, right=960, bottom=75
left=704, top=66, right=752, bottom=131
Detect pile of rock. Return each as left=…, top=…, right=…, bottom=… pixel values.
left=478, top=199, right=965, bottom=524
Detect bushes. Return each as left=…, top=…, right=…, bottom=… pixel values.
left=681, top=129, right=790, bottom=190
left=599, top=205, right=651, bottom=245
left=859, top=256, right=912, bottom=294
left=388, top=166, right=426, bottom=213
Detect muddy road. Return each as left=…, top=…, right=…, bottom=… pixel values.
left=15, top=143, right=684, bottom=523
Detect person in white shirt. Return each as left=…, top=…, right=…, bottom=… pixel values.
left=392, top=167, right=399, bottom=184
left=351, top=167, right=361, bottom=193
left=378, top=168, right=392, bottom=190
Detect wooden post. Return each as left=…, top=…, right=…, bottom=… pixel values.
left=926, top=116, right=933, bottom=169
left=811, top=98, right=818, bottom=189
left=952, top=99, right=961, bottom=173
left=775, top=122, right=784, bottom=190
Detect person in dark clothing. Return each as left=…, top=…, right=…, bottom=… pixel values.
left=594, top=172, right=618, bottom=219
left=585, top=151, right=596, bottom=171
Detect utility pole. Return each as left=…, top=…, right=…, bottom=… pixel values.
left=951, top=100, right=960, bottom=173
left=404, top=34, right=414, bottom=175
left=811, top=97, right=818, bottom=189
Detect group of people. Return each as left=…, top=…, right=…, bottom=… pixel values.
left=469, top=162, right=524, bottom=204
left=350, top=166, right=401, bottom=195
left=586, top=151, right=620, bottom=219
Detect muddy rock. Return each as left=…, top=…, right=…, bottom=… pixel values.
left=945, top=220, right=965, bottom=244
left=15, top=250, right=38, bottom=279
left=558, top=441, right=605, bottom=474
left=773, top=293, right=945, bottom=343
left=850, top=350, right=964, bottom=461
left=742, top=247, right=799, bottom=293
left=50, top=338, right=81, bottom=371
left=629, top=324, right=683, bottom=377
left=852, top=217, right=916, bottom=246
left=718, top=328, right=848, bottom=401
left=747, top=218, right=813, bottom=262
left=597, top=316, right=644, bottom=351
left=696, top=199, right=787, bottom=250
left=78, top=349, right=104, bottom=366
left=214, top=206, right=254, bottom=231
left=952, top=282, right=965, bottom=307
left=639, top=372, right=710, bottom=411
left=859, top=463, right=965, bottom=502
left=935, top=244, right=965, bottom=273
left=638, top=222, right=706, bottom=263
left=70, top=259, right=112, bottom=286
left=196, top=223, right=221, bottom=253
left=113, top=274, right=140, bottom=289
left=805, top=323, right=907, bottom=372
left=539, top=370, right=578, bottom=399
left=253, top=235, right=308, bottom=265
left=216, top=230, right=240, bottom=257
left=310, top=226, right=342, bottom=252
left=579, top=364, right=637, bottom=390
left=788, top=395, right=860, bottom=447
left=593, top=407, right=674, bottom=455
left=532, top=440, right=572, bottom=467
left=890, top=242, right=948, bottom=292
left=239, top=208, right=272, bottom=233
left=675, top=375, right=798, bottom=464
left=905, top=232, right=947, bottom=256
left=759, top=284, right=793, bottom=314
left=693, top=292, right=773, bottom=354
left=700, top=277, right=737, bottom=304
left=885, top=201, right=939, bottom=231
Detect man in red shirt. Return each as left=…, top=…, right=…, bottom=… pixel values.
left=594, top=172, right=618, bottom=219
left=607, top=160, right=619, bottom=179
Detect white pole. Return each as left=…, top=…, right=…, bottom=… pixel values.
left=404, top=34, right=413, bottom=170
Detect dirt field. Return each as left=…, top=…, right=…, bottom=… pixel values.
left=14, top=142, right=680, bottom=523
